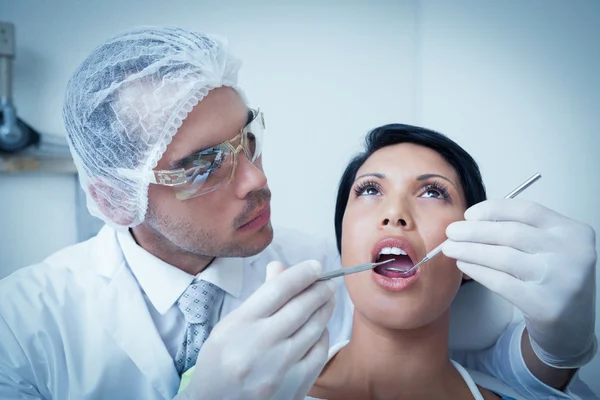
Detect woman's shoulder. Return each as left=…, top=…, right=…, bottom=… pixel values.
left=483, top=390, right=518, bottom=400
left=479, top=386, right=503, bottom=400
left=308, top=347, right=515, bottom=400
left=327, top=340, right=349, bottom=358
left=306, top=340, right=350, bottom=400
left=463, top=364, right=526, bottom=400
left=451, top=359, right=517, bottom=400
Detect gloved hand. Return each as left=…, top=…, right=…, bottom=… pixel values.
left=176, top=260, right=336, bottom=400
left=442, top=198, right=597, bottom=369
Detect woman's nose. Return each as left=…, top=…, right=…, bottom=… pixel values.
left=379, top=203, right=414, bottom=230
left=381, top=217, right=409, bottom=227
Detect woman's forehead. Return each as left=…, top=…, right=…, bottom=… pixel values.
left=357, top=143, right=459, bottom=180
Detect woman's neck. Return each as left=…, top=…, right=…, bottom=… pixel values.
left=319, top=310, right=471, bottom=399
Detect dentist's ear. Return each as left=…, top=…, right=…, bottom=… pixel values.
left=88, top=177, right=135, bottom=226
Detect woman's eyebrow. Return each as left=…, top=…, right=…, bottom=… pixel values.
left=354, top=172, right=385, bottom=181
left=354, top=172, right=458, bottom=191
left=417, top=173, right=458, bottom=189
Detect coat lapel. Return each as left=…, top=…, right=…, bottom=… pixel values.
left=91, top=227, right=180, bottom=400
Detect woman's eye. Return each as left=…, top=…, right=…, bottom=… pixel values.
left=422, top=189, right=442, bottom=198
left=353, top=181, right=381, bottom=197
left=356, top=184, right=380, bottom=196
left=420, top=183, right=451, bottom=201
left=362, top=187, right=379, bottom=196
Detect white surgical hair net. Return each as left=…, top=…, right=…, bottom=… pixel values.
left=63, top=26, right=247, bottom=229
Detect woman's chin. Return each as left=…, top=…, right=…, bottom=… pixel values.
left=347, top=273, right=458, bottom=331
left=357, top=301, right=440, bottom=331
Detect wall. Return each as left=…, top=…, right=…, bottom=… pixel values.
left=0, top=173, right=77, bottom=276
left=1, top=0, right=598, bottom=393
left=416, top=0, right=600, bottom=390
left=0, top=0, right=418, bottom=270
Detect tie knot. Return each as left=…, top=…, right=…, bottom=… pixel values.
left=175, top=280, right=224, bottom=325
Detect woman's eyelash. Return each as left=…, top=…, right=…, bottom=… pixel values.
left=353, top=180, right=381, bottom=197
left=422, top=181, right=451, bottom=200
left=353, top=179, right=451, bottom=201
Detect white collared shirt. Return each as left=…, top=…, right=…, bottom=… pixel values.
left=118, top=230, right=246, bottom=360
left=117, top=227, right=352, bottom=361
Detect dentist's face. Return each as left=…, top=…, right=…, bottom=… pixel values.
left=144, top=87, right=273, bottom=258
left=341, top=143, right=468, bottom=329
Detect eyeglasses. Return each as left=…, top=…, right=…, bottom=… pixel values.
left=141, top=108, right=265, bottom=200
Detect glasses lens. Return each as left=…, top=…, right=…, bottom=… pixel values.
left=174, top=145, right=235, bottom=200
left=245, top=109, right=264, bottom=162
left=170, top=108, right=265, bottom=200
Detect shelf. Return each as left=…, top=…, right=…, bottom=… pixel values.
left=0, top=153, right=77, bottom=174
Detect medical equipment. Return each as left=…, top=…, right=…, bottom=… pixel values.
left=317, top=258, right=395, bottom=281
left=317, top=173, right=542, bottom=281
left=387, top=172, right=543, bottom=275
left=182, top=259, right=336, bottom=399
left=63, top=27, right=246, bottom=228
left=0, top=21, right=40, bottom=152
left=119, top=108, right=265, bottom=200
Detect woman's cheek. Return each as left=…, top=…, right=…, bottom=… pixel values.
left=340, top=215, right=363, bottom=281
left=419, top=223, right=449, bottom=250
left=422, top=211, right=462, bottom=245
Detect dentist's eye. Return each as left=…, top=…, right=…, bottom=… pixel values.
left=420, top=182, right=451, bottom=201
left=354, top=181, right=381, bottom=197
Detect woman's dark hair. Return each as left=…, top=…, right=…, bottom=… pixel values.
left=334, top=123, right=487, bottom=254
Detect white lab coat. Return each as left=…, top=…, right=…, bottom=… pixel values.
left=1, top=226, right=182, bottom=399
left=1, top=225, right=596, bottom=399
left=0, top=225, right=350, bottom=400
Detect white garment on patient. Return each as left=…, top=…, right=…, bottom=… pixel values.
left=306, top=336, right=600, bottom=399
left=305, top=340, right=516, bottom=400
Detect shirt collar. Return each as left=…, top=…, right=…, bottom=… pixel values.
left=117, top=230, right=244, bottom=315
left=196, top=256, right=244, bottom=300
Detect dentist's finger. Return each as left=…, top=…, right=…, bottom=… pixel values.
left=446, top=220, right=555, bottom=254
left=442, top=241, right=544, bottom=282
left=244, top=260, right=323, bottom=319
left=465, top=199, right=566, bottom=229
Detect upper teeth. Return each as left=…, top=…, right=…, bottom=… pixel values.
left=378, top=247, right=407, bottom=256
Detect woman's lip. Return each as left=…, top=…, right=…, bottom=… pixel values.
left=371, top=237, right=418, bottom=265
left=238, top=205, right=271, bottom=231
left=371, top=268, right=419, bottom=292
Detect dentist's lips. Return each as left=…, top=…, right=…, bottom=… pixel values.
left=370, top=237, right=420, bottom=292
left=238, top=205, right=271, bottom=231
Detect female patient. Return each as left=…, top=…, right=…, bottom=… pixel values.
left=307, top=124, right=516, bottom=400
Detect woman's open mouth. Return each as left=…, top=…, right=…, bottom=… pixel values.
left=371, top=238, right=420, bottom=291
left=374, top=251, right=417, bottom=279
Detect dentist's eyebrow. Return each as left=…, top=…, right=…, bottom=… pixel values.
left=169, top=108, right=253, bottom=166
left=354, top=172, right=385, bottom=181
left=417, top=173, right=458, bottom=190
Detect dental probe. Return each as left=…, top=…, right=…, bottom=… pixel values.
left=386, top=173, right=543, bottom=274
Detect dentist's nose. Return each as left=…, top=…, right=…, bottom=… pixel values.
left=233, top=155, right=268, bottom=199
